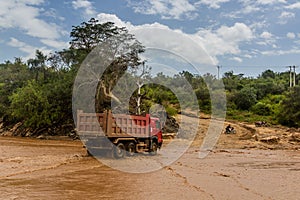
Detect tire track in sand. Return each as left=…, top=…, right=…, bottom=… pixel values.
left=164, top=166, right=216, bottom=200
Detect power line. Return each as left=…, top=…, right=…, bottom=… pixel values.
left=220, top=65, right=300, bottom=68
left=218, top=64, right=299, bottom=77
left=215, top=64, right=299, bottom=85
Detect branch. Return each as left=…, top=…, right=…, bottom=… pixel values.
left=99, top=80, right=121, bottom=104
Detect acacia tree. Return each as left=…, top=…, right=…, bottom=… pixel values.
left=96, top=32, right=145, bottom=108
left=68, top=18, right=145, bottom=112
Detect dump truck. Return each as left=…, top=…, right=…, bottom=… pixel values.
left=76, top=110, right=163, bottom=158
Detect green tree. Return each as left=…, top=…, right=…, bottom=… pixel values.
left=222, top=71, right=244, bottom=92
left=277, top=86, right=300, bottom=127
left=233, top=87, right=257, bottom=110
left=68, top=18, right=121, bottom=66
left=9, top=81, right=51, bottom=130
left=251, top=102, right=272, bottom=116
left=0, top=58, right=31, bottom=118
left=254, top=70, right=286, bottom=100
left=69, top=19, right=145, bottom=112
left=261, top=69, right=276, bottom=79
left=27, top=50, right=48, bottom=82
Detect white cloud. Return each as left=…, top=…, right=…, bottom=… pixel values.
left=217, top=23, right=254, bottom=43
left=40, top=39, right=69, bottom=49
left=0, top=1, right=68, bottom=60
left=256, top=0, right=286, bottom=5
left=133, top=25, right=216, bottom=66
left=241, top=5, right=261, bottom=14
left=196, top=23, right=253, bottom=57
left=287, top=32, right=296, bottom=39
left=260, top=31, right=273, bottom=39
left=258, top=31, right=277, bottom=46
left=230, top=57, right=243, bottom=63
left=18, top=0, right=44, bottom=5
left=128, top=0, right=197, bottom=19
left=96, top=13, right=130, bottom=28
left=262, top=48, right=300, bottom=56
left=0, top=1, right=62, bottom=40
left=96, top=13, right=210, bottom=63
left=72, top=0, right=96, bottom=18
left=237, top=0, right=286, bottom=15
left=7, top=37, right=52, bottom=60
left=250, top=20, right=269, bottom=31
left=72, top=0, right=91, bottom=9
left=285, top=2, right=300, bottom=9
left=236, top=0, right=261, bottom=14
left=278, top=11, right=295, bottom=24
left=43, top=8, right=65, bottom=21
left=7, top=37, right=27, bottom=48
left=242, top=5, right=260, bottom=14
left=196, top=0, right=230, bottom=9
left=244, top=54, right=253, bottom=59
left=95, top=13, right=254, bottom=65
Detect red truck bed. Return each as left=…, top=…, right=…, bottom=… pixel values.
left=76, top=110, right=151, bottom=138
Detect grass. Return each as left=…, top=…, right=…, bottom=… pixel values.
left=226, top=109, right=278, bottom=125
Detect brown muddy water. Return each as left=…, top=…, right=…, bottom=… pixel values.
left=0, top=136, right=300, bottom=200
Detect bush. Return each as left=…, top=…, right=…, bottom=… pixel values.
left=9, top=81, right=51, bottom=129
left=165, top=106, right=178, bottom=116
left=233, top=87, right=257, bottom=110
left=277, top=86, right=300, bottom=127
left=251, top=102, right=272, bottom=116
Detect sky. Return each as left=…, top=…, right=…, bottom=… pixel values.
left=1, top=0, right=300, bottom=77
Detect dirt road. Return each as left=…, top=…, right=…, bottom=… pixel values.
left=1, top=135, right=299, bottom=200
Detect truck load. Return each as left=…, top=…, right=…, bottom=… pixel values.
left=76, top=110, right=163, bottom=158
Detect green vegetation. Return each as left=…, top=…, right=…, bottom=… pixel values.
left=0, top=18, right=299, bottom=137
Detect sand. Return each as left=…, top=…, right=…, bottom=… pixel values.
left=0, top=115, right=299, bottom=200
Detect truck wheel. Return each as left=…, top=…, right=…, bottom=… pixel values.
left=126, top=142, right=136, bottom=156
left=114, top=143, right=126, bottom=159
left=150, top=142, right=158, bottom=155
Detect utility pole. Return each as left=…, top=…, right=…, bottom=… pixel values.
left=288, top=66, right=297, bottom=87
left=217, top=65, right=221, bottom=79
left=293, top=65, right=296, bottom=87
left=289, top=66, right=292, bottom=87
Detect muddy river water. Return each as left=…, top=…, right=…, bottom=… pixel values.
left=0, top=136, right=299, bottom=200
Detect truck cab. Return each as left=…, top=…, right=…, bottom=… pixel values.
left=150, top=117, right=163, bottom=149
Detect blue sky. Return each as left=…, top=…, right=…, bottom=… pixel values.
left=1, top=0, right=300, bottom=77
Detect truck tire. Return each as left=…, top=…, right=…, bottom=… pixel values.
left=114, top=143, right=126, bottom=159
left=126, top=142, right=136, bottom=156
left=150, top=142, right=158, bottom=155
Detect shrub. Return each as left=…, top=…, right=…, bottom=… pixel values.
left=251, top=102, right=272, bottom=116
